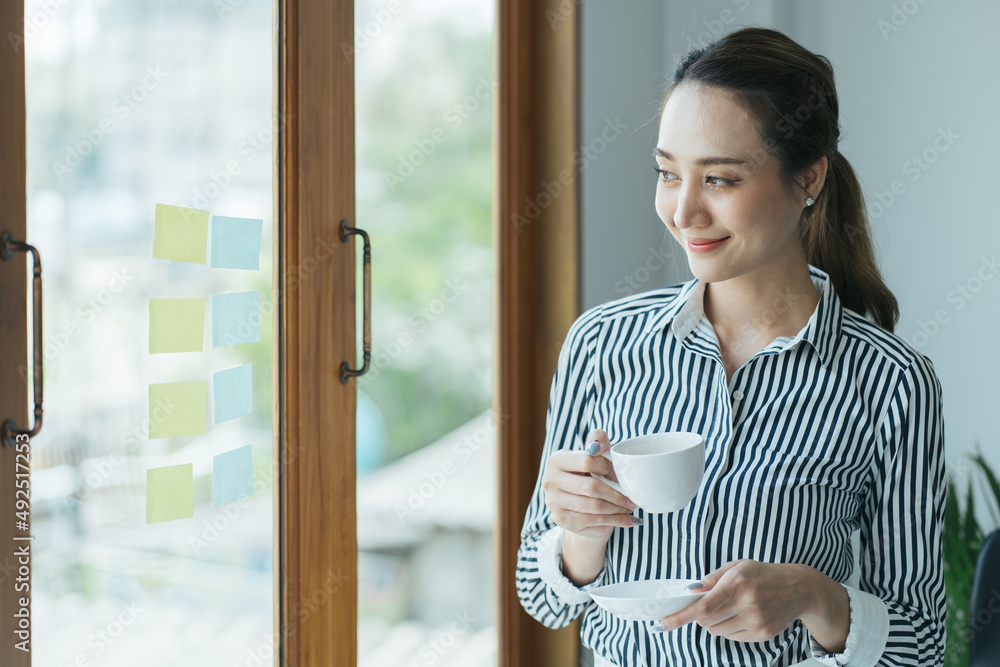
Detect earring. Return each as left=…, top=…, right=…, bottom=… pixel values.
left=805, top=197, right=815, bottom=207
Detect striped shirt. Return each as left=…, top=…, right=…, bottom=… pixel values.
left=516, top=264, right=946, bottom=666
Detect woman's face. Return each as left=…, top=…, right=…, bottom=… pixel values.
left=654, top=83, right=816, bottom=286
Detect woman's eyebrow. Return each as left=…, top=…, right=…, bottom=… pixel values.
left=653, top=147, right=748, bottom=166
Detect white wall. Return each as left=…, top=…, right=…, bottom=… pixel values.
left=580, top=0, right=680, bottom=311
left=787, top=1, right=1000, bottom=493
left=581, top=0, right=1000, bottom=499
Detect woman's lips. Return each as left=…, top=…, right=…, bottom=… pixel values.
left=685, top=237, right=730, bottom=253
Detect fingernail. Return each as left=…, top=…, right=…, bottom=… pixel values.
left=686, top=582, right=704, bottom=590
left=586, top=441, right=600, bottom=456
left=649, top=623, right=667, bottom=634
left=624, top=499, right=636, bottom=510
left=629, top=515, right=643, bottom=526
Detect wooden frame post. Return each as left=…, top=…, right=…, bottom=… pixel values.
left=496, top=1, right=581, bottom=665
left=0, top=1, right=29, bottom=664
left=277, top=0, right=357, bottom=665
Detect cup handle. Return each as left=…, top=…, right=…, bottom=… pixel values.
left=589, top=451, right=627, bottom=496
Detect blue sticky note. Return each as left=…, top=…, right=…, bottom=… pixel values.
left=212, top=291, right=261, bottom=347
left=213, top=364, right=252, bottom=423
left=211, top=216, right=263, bottom=270
left=213, top=445, right=255, bottom=506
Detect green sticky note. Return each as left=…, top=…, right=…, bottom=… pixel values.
left=153, top=203, right=209, bottom=264
left=213, top=445, right=255, bottom=506
left=148, top=381, right=208, bottom=439
left=149, top=298, right=206, bottom=353
left=146, top=463, right=194, bottom=524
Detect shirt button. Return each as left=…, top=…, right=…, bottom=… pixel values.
left=732, top=389, right=744, bottom=401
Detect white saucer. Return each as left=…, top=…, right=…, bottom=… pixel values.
left=588, top=579, right=707, bottom=622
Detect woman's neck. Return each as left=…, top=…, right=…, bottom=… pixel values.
left=702, top=263, right=821, bottom=343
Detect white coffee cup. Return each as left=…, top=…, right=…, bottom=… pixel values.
left=591, top=432, right=704, bottom=513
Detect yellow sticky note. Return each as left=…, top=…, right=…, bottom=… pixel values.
left=146, top=463, right=194, bottom=524
left=148, top=381, right=208, bottom=439
left=149, top=298, right=206, bottom=353
left=153, top=203, right=209, bottom=264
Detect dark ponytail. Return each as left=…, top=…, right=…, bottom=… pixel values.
left=662, top=27, right=899, bottom=332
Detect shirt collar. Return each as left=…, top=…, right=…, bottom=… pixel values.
left=642, top=264, right=843, bottom=369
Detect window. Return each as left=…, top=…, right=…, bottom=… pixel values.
left=1, top=1, right=577, bottom=665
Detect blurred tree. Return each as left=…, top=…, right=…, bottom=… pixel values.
left=355, top=5, right=494, bottom=465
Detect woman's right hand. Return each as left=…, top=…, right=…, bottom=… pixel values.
left=541, top=428, right=638, bottom=543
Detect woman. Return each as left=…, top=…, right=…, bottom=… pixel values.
left=516, top=26, right=946, bottom=666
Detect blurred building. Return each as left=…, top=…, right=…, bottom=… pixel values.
left=358, top=410, right=497, bottom=665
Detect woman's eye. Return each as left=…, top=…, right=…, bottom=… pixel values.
left=706, top=176, right=735, bottom=187
left=653, top=167, right=735, bottom=188
left=653, top=167, right=675, bottom=182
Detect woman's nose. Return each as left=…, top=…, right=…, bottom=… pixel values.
left=673, top=181, right=706, bottom=228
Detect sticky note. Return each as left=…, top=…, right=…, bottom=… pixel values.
left=148, top=381, right=208, bottom=439
left=213, top=364, right=252, bottom=423
left=146, top=463, right=194, bottom=524
left=153, top=203, right=209, bottom=264
left=149, top=298, right=206, bottom=353
left=211, top=216, right=263, bottom=270
left=212, top=291, right=261, bottom=347
left=213, top=445, right=255, bottom=506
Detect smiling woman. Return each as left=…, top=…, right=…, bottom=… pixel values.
left=652, top=82, right=831, bottom=378
left=517, top=26, right=945, bottom=667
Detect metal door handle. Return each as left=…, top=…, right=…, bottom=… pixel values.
left=339, top=219, right=370, bottom=383
left=1, top=232, right=43, bottom=447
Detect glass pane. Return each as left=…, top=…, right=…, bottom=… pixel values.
left=25, top=1, right=275, bottom=664
left=353, top=0, right=497, bottom=664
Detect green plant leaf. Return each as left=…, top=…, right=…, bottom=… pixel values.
left=972, top=449, right=1000, bottom=527
left=946, top=474, right=961, bottom=536
left=963, top=475, right=981, bottom=546
left=943, top=457, right=1000, bottom=665
left=945, top=545, right=975, bottom=586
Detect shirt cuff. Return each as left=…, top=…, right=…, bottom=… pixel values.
left=536, top=525, right=608, bottom=606
left=809, top=583, right=889, bottom=666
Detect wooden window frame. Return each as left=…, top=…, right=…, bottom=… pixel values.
left=280, top=0, right=582, bottom=664
left=496, top=2, right=581, bottom=666
left=0, top=0, right=578, bottom=664
left=277, top=0, right=358, bottom=664
left=0, top=1, right=29, bottom=664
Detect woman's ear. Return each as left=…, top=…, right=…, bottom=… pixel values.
left=801, top=155, right=829, bottom=199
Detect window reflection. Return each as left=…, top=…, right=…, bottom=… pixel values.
left=27, top=1, right=275, bottom=664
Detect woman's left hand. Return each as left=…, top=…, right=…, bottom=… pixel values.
left=659, top=560, right=824, bottom=643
